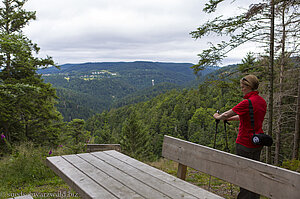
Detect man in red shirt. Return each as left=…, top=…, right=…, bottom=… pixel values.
left=213, top=75, right=266, bottom=199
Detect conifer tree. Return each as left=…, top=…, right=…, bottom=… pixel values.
left=65, top=119, right=90, bottom=153
left=0, top=0, right=62, bottom=146
left=120, top=110, right=153, bottom=160
left=94, top=122, right=117, bottom=144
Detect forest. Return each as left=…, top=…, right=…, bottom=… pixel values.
left=0, top=0, right=300, bottom=198
left=38, top=61, right=215, bottom=121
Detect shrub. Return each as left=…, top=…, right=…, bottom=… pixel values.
left=282, top=159, right=300, bottom=173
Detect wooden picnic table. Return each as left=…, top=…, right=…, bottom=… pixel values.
left=46, top=150, right=223, bottom=199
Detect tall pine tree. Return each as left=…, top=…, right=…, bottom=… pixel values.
left=120, top=110, right=153, bottom=160
left=0, top=0, right=62, bottom=147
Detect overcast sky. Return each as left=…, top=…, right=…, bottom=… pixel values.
left=22, top=0, right=261, bottom=66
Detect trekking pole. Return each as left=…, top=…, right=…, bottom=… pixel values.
left=223, top=120, right=230, bottom=153
left=209, top=110, right=220, bottom=190
left=223, top=120, right=233, bottom=195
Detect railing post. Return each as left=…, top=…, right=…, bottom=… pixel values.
left=177, top=163, right=187, bottom=180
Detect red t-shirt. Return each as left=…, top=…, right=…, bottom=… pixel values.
left=232, top=91, right=267, bottom=148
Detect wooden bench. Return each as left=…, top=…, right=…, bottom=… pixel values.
left=86, top=144, right=121, bottom=152
left=47, top=150, right=224, bottom=199
left=162, top=135, right=300, bottom=199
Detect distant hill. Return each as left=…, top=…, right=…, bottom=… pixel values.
left=38, top=61, right=219, bottom=121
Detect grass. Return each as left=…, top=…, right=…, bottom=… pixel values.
left=148, top=158, right=270, bottom=199
left=148, top=158, right=240, bottom=199
left=0, top=142, right=78, bottom=199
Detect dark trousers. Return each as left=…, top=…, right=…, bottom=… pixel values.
left=236, top=144, right=262, bottom=199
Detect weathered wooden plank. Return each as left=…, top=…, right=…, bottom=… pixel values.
left=177, top=163, right=187, bottom=180
left=46, top=156, right=117, bottom=199
left=162, top=135, right=300, bottom=199
left=94, top=151, right=197, bottom=199
left=104, top=150, right=224, bottom=199
left=62, top=154, right=143, bottom=199
left=86, top=144, right=121, bottom=152
left=92, top=151, right=198, bottom=199
left=78, top=153, right=169, bottom=199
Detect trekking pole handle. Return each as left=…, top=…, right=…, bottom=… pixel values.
left=215, top=110, right=220, bottom=123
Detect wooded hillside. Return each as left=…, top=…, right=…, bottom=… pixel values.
left=38, top=61, right=218, bottom=120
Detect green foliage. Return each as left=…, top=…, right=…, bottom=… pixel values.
left=0, top=0, right=36, bottom=32
left=238, top=52, right=258, bottom=73
left=281, top=159, right=300, bottom=173
left=85, top=78, right=241, bottom=159
left=120, top=110, right=154, bottom=161
left=0, top=143, right=56, bottom=190
left=188, top=107, right=215, bottom=145
left=0, top=132, right=12, bottom=155
left=60, top=119, right=90, bottom=154
left=203, top=0, right=225, bottom=13
left=190, top=1, right=269, bottom=73
left=149, top=159, right=240, bottom=198
left=39, top=61, right=210, bottom=121
left=0, top=81, right=63, bottom=145
left=0, top=0, right=63, bottom=149
left=93, top=121, right=118, bottom=144
left=112, top=82, right=181, bottom=108
left=37, top=62, right=221, bottom=122
left=0, top=143, right=80, bottom=198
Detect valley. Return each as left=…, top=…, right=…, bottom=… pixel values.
left=38, top=61, right=218, bottom=121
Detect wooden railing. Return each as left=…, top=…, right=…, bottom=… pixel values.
left=162, top=135, right=300, bottom=199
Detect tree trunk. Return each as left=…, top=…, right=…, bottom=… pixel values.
left=274, top=3, right=286, bottom=165
left=292, top=75, right=300, bottom=159
left=267, top=0, right=275, bottom=164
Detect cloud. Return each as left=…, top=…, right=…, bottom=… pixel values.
left=23, top=0, right=261, bottom=65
